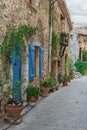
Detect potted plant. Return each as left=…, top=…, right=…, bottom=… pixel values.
left=58, top=73, right=63, bottom=86
left=3, top=84, right=24, bottom=122
left=63, top=75, right=70, bottom=86
left=26, top=86, right=40, bottom=102
left=5, top=98, right=23, bottom=121
left=0, top=78, right=24, bottom=122
left=69, top=60, right=75, bottom=79
left=41, top=76, right=56, bottom=96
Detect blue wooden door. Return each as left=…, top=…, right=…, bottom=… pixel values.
left=12, top=47, right=22, bottom=100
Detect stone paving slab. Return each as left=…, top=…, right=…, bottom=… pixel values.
left=1, top=76, right=87, bottom=130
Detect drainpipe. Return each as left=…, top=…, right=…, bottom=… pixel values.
left=48, top=0, right=58, bottom=73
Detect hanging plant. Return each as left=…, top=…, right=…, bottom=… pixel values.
left=52, top=31, right=60, bottom=61
left=60, top=31, right=69, bottom=46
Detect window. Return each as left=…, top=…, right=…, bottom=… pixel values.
left=29, top=44, right=43, bottom=81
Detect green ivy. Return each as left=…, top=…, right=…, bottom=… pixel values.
left=0, top=25, right=38, bottom=57
left=26, top=86, right=40, bottom=97
left=52, top=31, right=60, bottom=61
left=0, top=25, right=38, bottom=74
left=52, top=12, right=57, bottom=23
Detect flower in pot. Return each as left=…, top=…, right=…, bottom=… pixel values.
left=63, top=75, right=70, bottom=86
left=26, top=86, right=40, bottom=102
left=41, top=76, right=56, bottom=96
left=58, top=73, right=63, bottom=85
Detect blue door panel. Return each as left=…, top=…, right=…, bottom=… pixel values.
left=12, top=47, right=21, bottom=100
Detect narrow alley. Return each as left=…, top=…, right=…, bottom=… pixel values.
left=7, top=76, right=87, bottom=130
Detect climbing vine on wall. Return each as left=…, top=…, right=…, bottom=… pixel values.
left=0, top=25, right=38, bottom=74
left=51, top=31, right=60, bottom=61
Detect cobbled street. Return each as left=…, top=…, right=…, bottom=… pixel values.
left=7, top=76, right=87, bottom=130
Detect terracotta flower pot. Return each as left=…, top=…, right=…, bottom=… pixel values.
left=63, top=81, right=68, bottom=86
left=28, top=96, right=38, bottom=102
left=5, top=105, right=23, bottom=120
left=40, top=87, right=50, bottom=96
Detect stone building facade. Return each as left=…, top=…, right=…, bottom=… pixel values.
left=0, top=0, right=72, bottom=101
left=70, top=27, right=87, bottom=62
left=0, top=0, right=73, bottom=123
left=51, top=0, right=72, bottom=80
left=0, top=0, right=50, bottom=101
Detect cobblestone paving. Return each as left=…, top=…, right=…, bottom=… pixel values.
left=8, top=76, right=87, bottom=130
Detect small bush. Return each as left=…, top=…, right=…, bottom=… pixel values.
left=26, top=86, right=40, bottom=97
left=41, top=77, right=56, bottom=88
left=74, top=59, right=87, bottom=75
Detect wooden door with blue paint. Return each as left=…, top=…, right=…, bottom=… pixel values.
left=11, top=47, right=22, bottom=100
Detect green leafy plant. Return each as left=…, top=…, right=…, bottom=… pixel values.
left=0, top=25, right=38, bottom=57
left=41, top=76, right=56, bottom=88
left=82, top=50, right=87, bottom=62
left=60, top=31, right=67, bottom=37
left=60, top=31, right=69, bottom=45
left=0, top=75, right=26, bottom=104
left=69, top=59, right=75, bottom=74
left=26, top=86, right=40, bottom=97
left=52, top=12, right=57, bottom=23
left=52, top=31, right=60, bottom=61
left=58, top=73, right=63, bottom=84
left=63, top=75, right=70, bottom=83
left=75, top=59, right=87, bottom=75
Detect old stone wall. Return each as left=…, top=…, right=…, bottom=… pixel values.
left=0, top=0, right=50, bottom=88
left=0, top=0, right=50, bottom=102
left=51, top=1, right=72, bottom=80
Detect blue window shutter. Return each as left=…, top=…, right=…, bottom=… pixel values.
left=29, top=44, right=35, bottom=81
left=39, top=47, right=43, bottom=77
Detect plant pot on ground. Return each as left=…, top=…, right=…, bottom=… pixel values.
left=5, top=98, right=23, bottom=122
left=63, top=75, right=70, bottom=86
left=58, top=73, right=63, bottom=86
left=41, top=76, right=56, bottom=96
left=26, top=86, right=40, bottom=102
left=3, top=83, right=24, bottom=122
